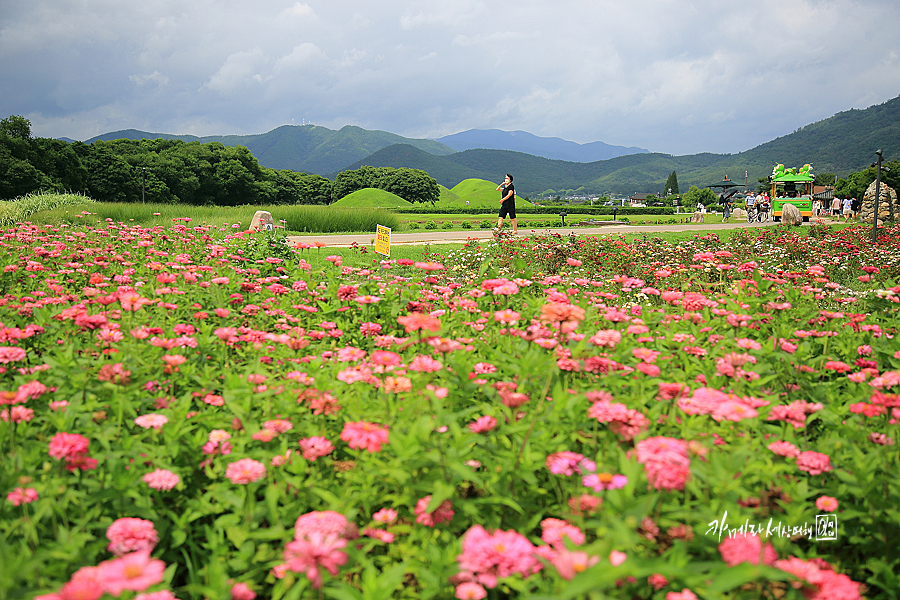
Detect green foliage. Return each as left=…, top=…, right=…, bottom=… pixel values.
left=682, top=185, right=718, bottom=207
left=836, top=160, right=900, bottom=200
left=0, top=115, right=32, bottom=139
left=0, top=191, right=95, bottom=226
left=424, top=220, right=438, bottom=230
left=662, top=170, right=680, bottom=196
left=331, top=166, right=439, bottom=205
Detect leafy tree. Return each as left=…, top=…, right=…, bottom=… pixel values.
left=682, top=185, right=717, bottom=208
left=662, top=170, right=679, bottom=196
left=835, top=160, right=900, bottom=201
left=814, top=172, right=837, bottom=187
left=379, top=168, right=440, bottom=205
left=0, top=115, right=32, bottom=140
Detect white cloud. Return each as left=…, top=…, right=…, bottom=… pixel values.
left=205, top=49, right=268, bottom=95
left=1, top=0, right=897, bottom=154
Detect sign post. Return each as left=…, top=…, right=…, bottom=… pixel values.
left=375, top=224, right=391, bottom=258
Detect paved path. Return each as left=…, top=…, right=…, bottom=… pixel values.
left=287, top=220, right=787, bottom=248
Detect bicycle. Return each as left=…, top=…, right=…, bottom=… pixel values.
left=756, top=204, right=770, bottom=222
left=746, top=204, right=757, bottom=223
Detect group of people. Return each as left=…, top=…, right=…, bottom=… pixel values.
left=813, top=196, right=859, bottom=221
left=743, top=192, right=771, bottom=222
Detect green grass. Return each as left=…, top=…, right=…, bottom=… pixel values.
left=328, top=188, right=413, bottom=208
left=28, top=202, right=400, bottom=234
left=0, top=191, right=95, bottom=226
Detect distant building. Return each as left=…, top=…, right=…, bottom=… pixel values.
left=628, top=193, right=651, bottom=207
left=813, top=185, right=835, bottom=202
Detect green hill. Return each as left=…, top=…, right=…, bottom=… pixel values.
left=443, top=179, right=501, bottom=208
left=329, top=188, right=413, bottom=208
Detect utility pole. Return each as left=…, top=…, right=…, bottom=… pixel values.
left=140, top=167, right=152, bottom=204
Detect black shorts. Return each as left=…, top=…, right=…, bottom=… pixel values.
left=499, top=201, right=516, bottom=219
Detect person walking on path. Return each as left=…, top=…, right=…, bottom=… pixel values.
left=495, top=173, right=517, bottom=234
left=831, top=196, right=841, bottom=219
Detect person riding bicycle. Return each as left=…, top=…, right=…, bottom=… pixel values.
left=757, top=194, right=771, bottom=221
left=746, top=193, right=757, bottom=222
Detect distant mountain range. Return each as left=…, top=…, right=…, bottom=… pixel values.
left=76, top=94, right=900, bottom=196
left=433, top=129, right=648, bottom=162
left=85, top=125, right=455, bottom=175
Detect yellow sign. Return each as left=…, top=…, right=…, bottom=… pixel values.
left=375, top=224, right=391, bottom=257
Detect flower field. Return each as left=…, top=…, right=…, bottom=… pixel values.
left=2, top=219, right=900, bottom=600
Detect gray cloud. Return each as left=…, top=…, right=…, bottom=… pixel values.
left=2, top=0, right=898, bottom=154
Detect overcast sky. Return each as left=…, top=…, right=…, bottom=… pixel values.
left=2, top=0, right=898, bottom=156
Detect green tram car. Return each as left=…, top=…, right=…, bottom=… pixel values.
left=770, top=163, right=815, bottom=221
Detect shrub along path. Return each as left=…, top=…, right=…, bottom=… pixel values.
left=287, top=221, right=781, bottom=247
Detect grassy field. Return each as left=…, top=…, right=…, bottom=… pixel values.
left=28, top=202, right=400, bottom=233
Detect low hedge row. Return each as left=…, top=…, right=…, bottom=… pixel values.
left=396, top=206, right=675, bottom=215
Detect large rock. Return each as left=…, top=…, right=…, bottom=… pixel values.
left=250, top=210, right=275, bottom=231
left=690, top=212, right=704, bottom=223
left=782, top=203, right=802, bottom=226
left=858, top=181, right=898, bottom=227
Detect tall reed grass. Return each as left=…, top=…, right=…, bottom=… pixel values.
left=28, top=202, right=399, bottom=233
left=0, top=191, right=95, bottom=227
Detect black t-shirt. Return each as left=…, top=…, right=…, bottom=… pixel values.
left=501, top=183, right=515, bottom=203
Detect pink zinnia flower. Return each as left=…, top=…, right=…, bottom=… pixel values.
left=414, top=495, right=454, bottom=527
left=299, top=436, right=334, bottom=461
left=767, top=441, right=800, bottom=458
left=294, top=510, right=357, bottom=540
left=408, top=355, right=443, bottom=372
left=796, top=451, right=832, bottom=475
left=468, top=415, right=497, bottom=433
left=455, top=581, right=487, bottom=599
left=142, top=468, right=181, bottom=491
left=340, top=421, right=389, bottom=453
left=230, top=582, right=256, bottom=600
left=48, top=432, right=90, bottom=460
left=372, top=508, right=398, bottom=524
left=718, top=533, right=777, bottom=566
left=283, top=532, right=348, bottom=589
left=456, top=525, right=540, bottom=589
left=582, top=472, right=628, bottom=492
left=225, top=458, right=267, bottom=484
left=540, top=518, right=585, bottom=547
left=666, top=589, right=699, bottom=600
left=0, top=346, right=27, bottom=363
left=548, top=549, right=599, bottom=580
left=106, top=518, right=159, bottom=556
left=7, top=487, right=38, bottom=506
left=98, top=548, right=166, bottom=596
left=134, top=414, right=168, bottom=430
left=546, top=451, right=586, bottom=476
left=815, top=496, right=838, bottom=512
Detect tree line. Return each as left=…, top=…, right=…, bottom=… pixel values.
left=0, top=116, right=439, bottom=206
